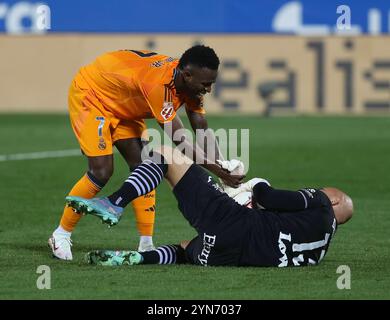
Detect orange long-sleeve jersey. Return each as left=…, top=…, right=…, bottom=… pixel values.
left=74, top=50, right=205, bottom=123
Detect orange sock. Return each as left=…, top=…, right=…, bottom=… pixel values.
left=131, top=190, right=156, bottom=236
left=60, top=174, right=102, bottom=232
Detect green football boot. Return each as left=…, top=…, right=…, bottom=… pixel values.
left=85, top=250, right=143, bottom=266
left=65, top=196, right=123, bottom=227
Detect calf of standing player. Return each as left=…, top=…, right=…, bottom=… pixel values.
left=48, top=46, right=243, bottom=260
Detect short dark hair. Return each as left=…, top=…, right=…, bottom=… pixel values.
left=178, top=45, right=220, bottom=70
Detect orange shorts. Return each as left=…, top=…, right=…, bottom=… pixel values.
left=68, top=79, right=147, bottom=157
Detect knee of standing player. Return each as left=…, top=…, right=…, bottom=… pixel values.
left=88, top=166, right=113, bottom=185
left=322, top=187, right=354, bottom=225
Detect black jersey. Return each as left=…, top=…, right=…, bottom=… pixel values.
left=240, top=190, right=337, bottom=267
left=173, top=164, right=337, bottom=267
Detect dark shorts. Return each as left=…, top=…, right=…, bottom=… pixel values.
left=173, top=164, right=249, bottom=266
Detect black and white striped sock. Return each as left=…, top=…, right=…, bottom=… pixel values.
left=108, top=159, right=167, bottom=208
left=156, top=245, right=178, bottom=264
left=140, top=245, right=183, bottom=265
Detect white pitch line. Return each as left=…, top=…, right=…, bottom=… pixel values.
left=0, top=149, right=82, bottom=162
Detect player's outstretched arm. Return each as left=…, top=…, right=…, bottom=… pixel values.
left=158, top=115, right=210, bottom=165
left=251, top=181, right=324, bottom=212
left=159, top=115, right=243, bottom=187
left=186, top=110, right=244, bottom=187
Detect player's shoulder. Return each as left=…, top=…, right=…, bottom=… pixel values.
left=108, top=49, right=175, bottom=64
left=139, top=56, right=179, bottom=85
left=94, top=50, right=177, bottom=90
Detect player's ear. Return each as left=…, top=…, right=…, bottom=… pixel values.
left=330, top=198, right=340, bottom=206
left=182, top=69, right=192, bottom=81
left=322, top=187, right=353, bottom=225
left=321, top=187, right=340, bottom=206
left=180, top=65, right=193, bottom=81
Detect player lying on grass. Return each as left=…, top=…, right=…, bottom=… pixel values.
left=66, top=145, right=353, bottom=267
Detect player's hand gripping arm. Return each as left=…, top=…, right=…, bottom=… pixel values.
left=158, top=113, right=206, bottom=158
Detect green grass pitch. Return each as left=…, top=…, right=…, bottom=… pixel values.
left=0, top=114, right=389, bottom=299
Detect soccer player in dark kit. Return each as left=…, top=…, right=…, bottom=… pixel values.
left=66, top=145, right=353, bottom=268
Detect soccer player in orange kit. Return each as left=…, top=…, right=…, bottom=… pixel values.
left=48, top=45, right=244, bottom=260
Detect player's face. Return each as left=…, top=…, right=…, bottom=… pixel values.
left=181, top=65, right=218, bottom=99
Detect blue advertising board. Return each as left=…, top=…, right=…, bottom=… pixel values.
left=0, top=0, right=389, bottom=34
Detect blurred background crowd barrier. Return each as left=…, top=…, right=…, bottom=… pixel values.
left=0, top=0, right=389, bottom=114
